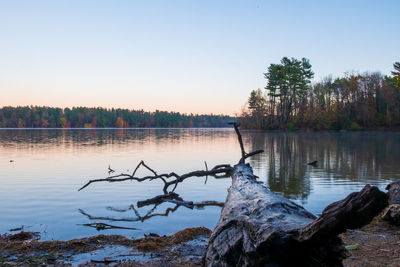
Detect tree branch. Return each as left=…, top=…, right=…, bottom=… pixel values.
left=78, top=162, right=233, bottom=193
left=79, top=123, right=262, bottom=194
left=229, top=122, right=264, bottom=163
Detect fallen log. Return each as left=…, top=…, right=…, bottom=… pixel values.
left=205, top=163, right=388, bottom=267
left=78, top=122, right=389, bottom=265
left=382, top=180, right=400, bottom=225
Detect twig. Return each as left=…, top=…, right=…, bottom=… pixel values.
left=91, top=259, right=118, bottom=264
left=242, top=149, right=264, bottom=162
left=79, top=222, right=140, bottom=231
left=229, top=122, right=264, bottom=163
left=137, top=192, right=181, bottom=207
left=229, top=122, right=246, bottom=161
left=108, top=165, right=115, bottom=175
left=193, top=200, right=224, bottom=208
left=79, top=209, right=141, bottom=222
left=204, top=161, right=209, bottom=184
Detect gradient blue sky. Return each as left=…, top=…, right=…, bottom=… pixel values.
left=1, top=0, right=398, bottom=115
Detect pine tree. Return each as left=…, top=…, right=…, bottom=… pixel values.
left=264, top=57, right=314, bottom=128
left=392, top=62, right=400, bottom=88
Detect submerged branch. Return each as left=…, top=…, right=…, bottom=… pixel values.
left=79, top=222, right=140, bottom=231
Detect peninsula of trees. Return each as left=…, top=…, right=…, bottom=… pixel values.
left=0, top=107, right=233, bottom=128
left=240, top=59, right=400, bottom=130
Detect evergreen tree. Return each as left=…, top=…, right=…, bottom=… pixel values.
left=264, top=57, right=314, bottom=127
left=392, top=62, right=400, bottom=88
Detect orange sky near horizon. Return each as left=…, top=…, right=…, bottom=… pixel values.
left=0, top=78, right=248, bottom=116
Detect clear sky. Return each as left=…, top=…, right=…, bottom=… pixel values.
left=0, top=0, right=398, bottom=115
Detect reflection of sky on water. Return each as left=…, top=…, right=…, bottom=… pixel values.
left=0, top=129, right=399, bottom=240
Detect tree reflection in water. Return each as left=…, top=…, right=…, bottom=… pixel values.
left=245, top=131, right=400, bottom=202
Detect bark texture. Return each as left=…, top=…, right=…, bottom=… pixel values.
left=382, top=180, right=400, bottom=225
left=205, top=164, right=388, bottom=267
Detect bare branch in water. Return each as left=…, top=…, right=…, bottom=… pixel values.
left=229, top=122, right=264, bottom=164
left=79, top=222, right=140, bottom=231
left=78, top=161, right=233, bottom=193
left=78, top=123, right=263, bottom=194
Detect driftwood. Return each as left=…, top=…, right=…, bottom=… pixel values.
left=204, top=163, right=388, bottom=266
left=382, top=180, right=400, bottom=225
left=79, top=160, right=233, bottom=194
left=79, top=122, right=390, bottom=266
left=78, top=122, right=262, bottom=195
left=385, top=180, right=400, bottom=204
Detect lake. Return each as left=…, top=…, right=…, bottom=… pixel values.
left=0, top=129, right=399, bottom=241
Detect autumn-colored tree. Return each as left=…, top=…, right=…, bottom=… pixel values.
left=245, top=89, right=267, bottom=128
left=41, top=119, right=49, bottom=128
left=240, top=62, right=400, bottom=130
left=59, top=117, right=67, bottom=128
left=115, top=117, right=124, bottom=128
left=91, top=116, right=97, bottom=128
left=17, top=118, right=24, bottom=128
left=248, top=89, right=266, bottom=114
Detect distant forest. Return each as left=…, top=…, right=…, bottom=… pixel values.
left=240, top=59, right=400, bottom=130
left=0, top=107, right=233, bottom=128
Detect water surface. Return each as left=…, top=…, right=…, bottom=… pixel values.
left=0, top=129, right=398, bottom=240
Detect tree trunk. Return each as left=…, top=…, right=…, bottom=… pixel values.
left=205, top=163, right=388, bottom=267
left=382, top=180, right=400, bottom=225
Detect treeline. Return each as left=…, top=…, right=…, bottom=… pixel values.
left=240, top=58, right=400, bottom=130
left=0, top=106, right=233, bottom=128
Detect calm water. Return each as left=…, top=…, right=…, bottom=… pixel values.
left=0, top=129, right=399, bottom=241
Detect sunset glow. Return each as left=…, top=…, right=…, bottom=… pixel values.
left=1, top=0, right=398, bottom=115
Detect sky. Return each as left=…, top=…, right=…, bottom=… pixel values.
left=0, top=0, right=398, bottom=115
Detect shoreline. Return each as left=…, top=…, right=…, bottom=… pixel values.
left=0, top=127, right=400, bottom=131
left=0, top=227, right=211, bottom=266
left=341, top=215, right=400, bottom=267
left=1, top=216, right=399, bottom=266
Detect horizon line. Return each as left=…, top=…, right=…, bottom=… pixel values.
left=0, top=105, right=234, bottom=117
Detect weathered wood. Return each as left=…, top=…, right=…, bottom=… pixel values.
left=79, top=160, right=233, bottom=193
left=382, top=180, right=400, bottom=225
left=385, top=180, right=400, bottom=204
left=205, top=164, right=388, bottom=267
left=299, top=184, right=388, bottom=241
